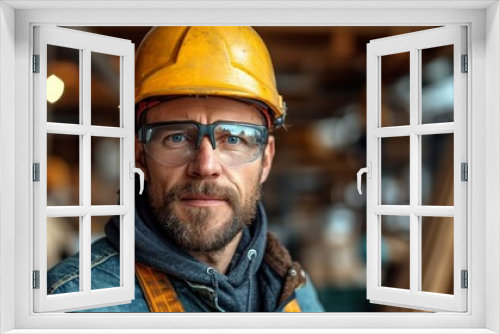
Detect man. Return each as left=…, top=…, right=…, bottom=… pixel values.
left=48, top=26, right=324, bottom=312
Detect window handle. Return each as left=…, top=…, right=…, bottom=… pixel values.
left=130, top=162, right=144, bottom=195
left=357, top=162, right=371, bottom=195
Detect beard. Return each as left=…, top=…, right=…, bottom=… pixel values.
left=148, top=179, right=262, bottom=253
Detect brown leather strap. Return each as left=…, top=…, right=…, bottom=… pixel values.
left=135, top=262, right=184, bottom=312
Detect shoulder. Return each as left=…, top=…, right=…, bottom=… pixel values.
left=263, top=232, right=325, bottom=312
left=294, top=274, right=325, bottom=312
left=47, top=238, right=149, bottom=312
left=47, top=238, right=120, bottom=295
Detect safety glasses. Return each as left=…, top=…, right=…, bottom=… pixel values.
left=138, top=121, right=269, bottom=167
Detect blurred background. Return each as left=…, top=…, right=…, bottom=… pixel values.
left=46, top=26, right=454, bottom=312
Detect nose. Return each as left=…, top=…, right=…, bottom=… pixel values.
left=187, top=136, right=222, bottom=178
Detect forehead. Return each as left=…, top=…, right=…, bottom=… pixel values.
left=145, top=97, right=266, bottom=125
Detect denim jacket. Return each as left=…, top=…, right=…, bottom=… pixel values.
left=48, top=237, right=324, bottom=312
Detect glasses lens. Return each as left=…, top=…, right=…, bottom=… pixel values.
left=142, top=122, right=266, bottom=167
left=144, top=123, right=198, bottom=166
left=215, top=124, right=265, bottom=166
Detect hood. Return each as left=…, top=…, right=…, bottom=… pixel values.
left=105, top=186, right=267, bottom=311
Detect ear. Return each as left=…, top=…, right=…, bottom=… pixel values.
left=135, top=137, right=150, bottom=183
left=260, top=135, right=275, bottom=184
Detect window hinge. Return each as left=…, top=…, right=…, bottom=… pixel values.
left=461, top=54, right=468, bottom=73
left=33, top=270, right=40, bottom=289
left=461, top=162, right=468, bottom=181
left=461, top=270, right=468, bottom=289
left=33, top=163, right=40, bottom=182
left=33, top=54, right=40, bottom=73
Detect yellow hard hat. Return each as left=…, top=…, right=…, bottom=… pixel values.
left=135, top=26, right=286, bottom=128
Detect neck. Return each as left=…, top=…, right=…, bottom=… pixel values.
left=188, top=231, right=243, bottom=275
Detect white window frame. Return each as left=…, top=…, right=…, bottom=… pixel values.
left=32, top=25, right=136, bottom=313
left=0, top=1, right=499, bottom=333
left=366, top=26, right=468, bottom=312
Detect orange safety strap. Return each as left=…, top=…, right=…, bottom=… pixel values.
left=135, top=262, right=184, bottom=312
left=136, top=262, right=302, bottom=312
left=283, top=299, right=302, bottom=312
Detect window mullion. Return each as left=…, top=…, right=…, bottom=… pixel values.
left=409, top=48, right=420, bottom=295
left=122, top=50, right=135, bottom=292
left=81, top=47, right=92, bottom=294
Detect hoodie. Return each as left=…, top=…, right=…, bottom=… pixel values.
left=105, top=190, right=281, bottom=312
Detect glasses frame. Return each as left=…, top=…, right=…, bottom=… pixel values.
left=137, top=120, right=269, bottom=149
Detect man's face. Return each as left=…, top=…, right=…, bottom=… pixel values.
left=136, top=97, right=275, bottom=252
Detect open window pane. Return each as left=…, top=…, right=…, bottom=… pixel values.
left=421, top=45, right=454, bottom=124
left=47, top=44, right=80, bottom=124
left=381, top=52, right=410, bottom=127
left=422, top=134, right=454, bottom=206
left=381, top=215, right=410, bottom=290
left=47, top=133, right=80, bottom=206
left=47, top=216, right=80, bottom=294
left=91, top=137, right=121, bottom=206
left=381, top=137, right=410, bottom=205
left=421, top=216, right=454, bottom=295
left=367, top=26, right=466, bottom=312
left=34, top=25, right=135, bottom=313
left=91, top=52, right=121, bottom=127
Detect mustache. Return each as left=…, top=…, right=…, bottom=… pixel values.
left=163, top=181, right=239, bottom=205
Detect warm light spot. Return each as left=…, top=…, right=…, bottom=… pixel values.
left=47, top=74, right=65, bottom=103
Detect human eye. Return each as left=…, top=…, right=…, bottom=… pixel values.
left=167, top=133, right=186, bottom=143
left=162, top=132, right=191, bottom=148
left=218, top=132, right=251, bottom=148
left=149, top=126, right=193, bottom=149
left=217, top=128, right=259, bottom=152
left=225, top=135, right=243, bottom=145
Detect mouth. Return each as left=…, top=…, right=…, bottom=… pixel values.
left=179, top=194, right=228, bottom=207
